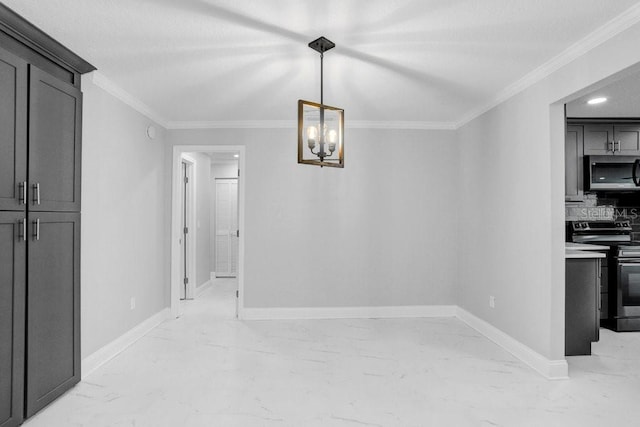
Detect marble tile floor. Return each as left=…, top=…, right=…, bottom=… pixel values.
left=24, top=279, right=640, bottom=427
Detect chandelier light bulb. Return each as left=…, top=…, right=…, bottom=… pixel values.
left=307, top=125, right=318, bottom=140
left=328, top=129, right=337, bottom=143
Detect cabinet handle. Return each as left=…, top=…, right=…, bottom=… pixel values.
left=18, top=181, right=26, bottom=205
left=608, top=140, right=614, bottom=152
left=32, top=218, right=40, bottom=241
left=32, top=183, right=40, bottom=205
left=615, top=140, right=621, bottom=152
left=19, top=218, right=26, bottom=241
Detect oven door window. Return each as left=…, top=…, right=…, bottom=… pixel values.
left=618, top=263, right=640, bottom=306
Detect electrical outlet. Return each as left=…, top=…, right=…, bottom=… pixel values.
left=489, top=296, right=496, bottom=308
left=130, top=297, right=136, bottom=310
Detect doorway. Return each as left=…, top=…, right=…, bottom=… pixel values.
left=170, top=145, right=245, bottom=319
left=553, top=64, right=640, bottom=366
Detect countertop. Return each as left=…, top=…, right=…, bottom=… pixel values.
left=565, top=250, right=606, bottom=259
left=565, top=242, right=608, bottom=259
left=565, top=242, right=610, bottom=251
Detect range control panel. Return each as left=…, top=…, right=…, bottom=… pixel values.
left=572, top=221, right=632, bottom=232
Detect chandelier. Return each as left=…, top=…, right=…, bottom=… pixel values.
left=298, top=37, right=344, bottom=168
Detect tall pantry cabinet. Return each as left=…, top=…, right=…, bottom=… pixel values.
left=0, top=5, right=94, bottom=426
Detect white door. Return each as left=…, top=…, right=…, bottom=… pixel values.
left=215, top=178, right=238, bottom=277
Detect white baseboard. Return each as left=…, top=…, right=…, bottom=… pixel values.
left=456, top=307, right=569, bottom=380
left=196, top=279, right=213, bottom=296
left=81, top=303, right=568, bottom=381
left=241, top=304, right=568, bottom=380
left=81, top=308, right=172, bottom=379
left=240, top=305, right=457, bottom=320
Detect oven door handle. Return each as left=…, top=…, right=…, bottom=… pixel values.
left=633, top=159, right=640, bottom=186
left=618, top=261, right=640, bottom=266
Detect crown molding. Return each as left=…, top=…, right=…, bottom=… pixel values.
left=348, top=120, right=457, bottom=130
left=165, top=119, right=456, bottom=130
left=90, top=71, right=169, bottom=128
left=165, top=120, right=294, bottom=129
left=455, top=2, right=640, bottom=129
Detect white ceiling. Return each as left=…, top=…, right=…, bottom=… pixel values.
left=566, top=68, right=640, bottom=117
left=4, top=0, right=640, bottom=127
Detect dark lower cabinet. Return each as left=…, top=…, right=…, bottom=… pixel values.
left=565, top=257, right=601, bottom=356
left=25, top=213, right=80, bottom=418
left=0, top=213, right=79, bottom=425
left=0, top=213, right=26, bottom=427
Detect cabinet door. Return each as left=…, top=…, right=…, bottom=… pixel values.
left=614, top=125, right=640, bottom=154
left=565, top=258, right=599, bottom=356
left=25, top=212, right=80, bottom=418
left=0, top=212, right=26, bottom=427
left=0, top=47, right=27, bottom=211
left=583, top=124, right=614, bottom=155
left=28, top=66, right=82, bottom=212
left=565, top=125, right=584, bottom=200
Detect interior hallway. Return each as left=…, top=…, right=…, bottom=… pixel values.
left=22, top=279, right=640, bottom=427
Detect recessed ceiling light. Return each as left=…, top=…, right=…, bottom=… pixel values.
left=587, top=97, right=607, bottom=105
left=233, top=154, right=239, bottom=158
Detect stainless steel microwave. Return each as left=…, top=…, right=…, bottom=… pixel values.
left=585, top=155, right=640, bottom=191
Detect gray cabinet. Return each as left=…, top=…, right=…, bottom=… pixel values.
left=0, top=213, right=26, bottom=427
left=0, top=48, right=26, bottom=211
left=566, top=120, right=640, bottom=198
left=25, top=213, right=80, bottom=418
left=28, top=68, right=81, bottom=212
left=565, top=258, right=601, bottom=356
left=583, top=124, right=615, bottom=155
left=565, top=125, right=584, bottom=200
left=0, top=5, right=93, bottom=424
left=600, top=261, right=609, bottom=321
left=615, top=125, right=640, bottom=154
left=583, top=123, right=640, bottom=155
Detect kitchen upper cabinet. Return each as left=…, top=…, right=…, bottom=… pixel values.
left=28, top=67, right=81, bottom=212
left=583, top=124, right=615, bottom=155
left=583, top=123, right=640, bottom=155
left=566, top=120, right=640, bottom=198
left=565, top=125, right=584, bottom=200
left=614, top=125, right=640, bottom=154
left=25, top=212, right=80, bottom=418
left=0, top=48, right=26, bottom=211
left=0, top=212, right=26, bottom=427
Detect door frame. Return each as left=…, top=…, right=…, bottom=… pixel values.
left=171, top=145, right=245, bottom=318
left=180, top=154, right=196, bottom=300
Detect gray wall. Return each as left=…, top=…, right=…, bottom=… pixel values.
left=168, top=128, right=459, bottom=308
left=78, top=19, right=640, bottom=364
left=456, top=22, right=640, bottom=360
left=81, top=74, right=168, bottom=358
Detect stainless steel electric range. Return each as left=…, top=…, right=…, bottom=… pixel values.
left=570, top=220, right=640, bottom=332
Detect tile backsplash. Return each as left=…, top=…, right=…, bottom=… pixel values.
left=594, top=194, right=640, bottom=241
